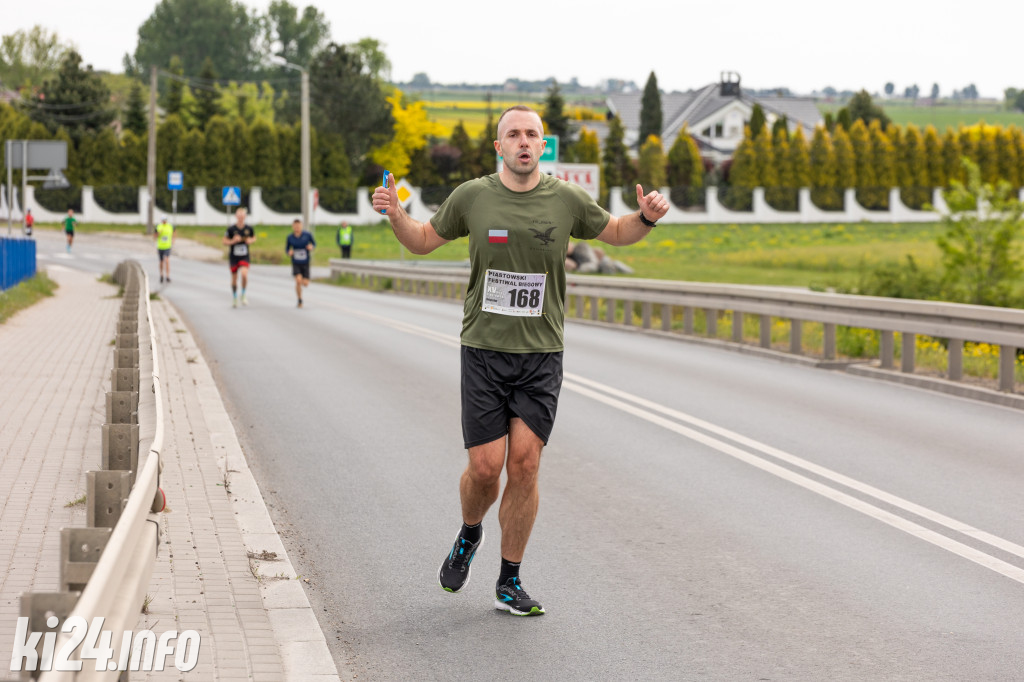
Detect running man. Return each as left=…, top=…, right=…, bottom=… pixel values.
left=285, top=218, right=315, bottom=308
left=63, top=209, right=77, bottom=252
left=372, top=105, right=669, bottom=616
left=223, top=207, right=255, bottom=307
left=154, top=215, right=174, bottom=283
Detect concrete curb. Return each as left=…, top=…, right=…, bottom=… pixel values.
left=163, top=299, right=344, bottom=681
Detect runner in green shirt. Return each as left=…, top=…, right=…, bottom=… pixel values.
left=154, top=216, right=174, bottom=283
left=63, top=209, right=77, bottom=252
left=372, top=105, right=670, bottom=617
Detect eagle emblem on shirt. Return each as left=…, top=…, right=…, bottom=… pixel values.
left=529, top=226, right=557, bottom=246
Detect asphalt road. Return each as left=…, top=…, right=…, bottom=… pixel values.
left=35, top=231, right=1024, bottom=681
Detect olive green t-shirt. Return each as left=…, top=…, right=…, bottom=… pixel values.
left=431, top=174, right=610, bottom=353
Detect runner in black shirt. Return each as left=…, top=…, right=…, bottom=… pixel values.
left=223, top=207, right=256, bottom=307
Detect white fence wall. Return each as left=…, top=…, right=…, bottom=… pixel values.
left=13, top=183, right=1024, bottom=226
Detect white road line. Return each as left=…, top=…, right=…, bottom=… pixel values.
left=325, top=300, right=1024, bottom=584
left=565, top=372, right=1024, bottom=562
left=563, top=379, right=1024, bottom=585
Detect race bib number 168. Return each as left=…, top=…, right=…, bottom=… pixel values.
left=482, top=269, right=546, bottom=317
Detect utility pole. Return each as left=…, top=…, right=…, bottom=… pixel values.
left=300, top=68, right=311, bottom=236
left=273, top=57, right=312, bottom=235
left=147, top=65, right=157, bottom=235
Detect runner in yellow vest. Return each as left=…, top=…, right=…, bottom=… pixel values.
left=154, top=216, right=174, bottom=283
left=336, top=221, right=353, bottom=258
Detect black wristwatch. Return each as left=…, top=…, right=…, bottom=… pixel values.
left=638, top=211, right=657, bottom=228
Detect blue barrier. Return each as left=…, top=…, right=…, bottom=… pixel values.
left=0, top=237, right=37, bottom=291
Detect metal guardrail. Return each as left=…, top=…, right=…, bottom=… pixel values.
left=329, top=259, right=1024, bottom=399
left=19, top=261, right=164, bottom=681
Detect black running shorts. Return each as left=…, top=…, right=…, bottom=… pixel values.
left=157, top=248, right=171, bottom=261
left=292, top=262, right=310, bottom=279
left=460, top=345, right=563, bottom=449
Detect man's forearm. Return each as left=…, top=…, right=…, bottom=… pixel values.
left=604, top=211, right=654, bottom=246
left=388, top=210, right=432, bottom=255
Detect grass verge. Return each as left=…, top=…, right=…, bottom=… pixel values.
left=0, top=272, right=58, bottom=323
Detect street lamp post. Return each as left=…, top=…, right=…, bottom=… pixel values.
left=274, top=58, right=311, bottom=235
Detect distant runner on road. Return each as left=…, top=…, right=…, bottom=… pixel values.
left=285, top=218, right=315, bottom=308
left=154, top=215, right=174, bottom=283
left=63, top=209, right=77, bottom=252
left=223, top=207, right=255, bottom=307
left=372, top=105, right=670, bottom=617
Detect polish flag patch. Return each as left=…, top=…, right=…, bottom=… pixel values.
left=488, top=229, right=508, bottom=244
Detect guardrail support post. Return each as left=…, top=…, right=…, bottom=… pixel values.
left=880, top=331, right=895, bottom=369
left=661, top=304, right=672, bottom=331
left=684, top=308, right=694, bottom=335
left=590, top=297, right=599, bottom=321
left=759, top=315, right=771, bottom=348
left=18, top=592, right=81, bottom=680
left=705, top=309, right=717, bottom=338
left=105, top=391, right=139, bottom=424
left=87, top=470, right=132, bottom=528
left=606, top=299, right=616, bottom=324
left=790, top=319, right=803, bottom=354
left=102, top=423, right=139, bottom=486
left=948, top=338, right=963, bottom=381
left=824, top=323, right=837, bottom=360
left=901, top=332, right=916, bottom=373
left=642, top=301, right=652, bottom=329
left=622, top=300, right=633, bottom=326
left=999, top=345, right=1017, bottom=393
left=60, top=527, right=112, bottom=592
left=732, top=311, right=744, bottom=343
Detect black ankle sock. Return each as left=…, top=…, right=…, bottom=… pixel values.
left=498, top=557, right=520, bottom=584
left=460, top=522, right=482, bottom=544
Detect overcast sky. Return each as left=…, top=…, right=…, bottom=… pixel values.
left=4, top=0, right=1021, bottom=98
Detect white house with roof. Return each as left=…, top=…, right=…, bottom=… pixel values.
left=604, top=73, right=823, bottom=163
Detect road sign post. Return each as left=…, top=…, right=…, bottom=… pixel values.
left=222, top=186, right=241, bottom=226
left=167, top=171, right=184, bottom=222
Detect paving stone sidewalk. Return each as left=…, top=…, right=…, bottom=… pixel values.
left=0, top=264, right=342, bottom=681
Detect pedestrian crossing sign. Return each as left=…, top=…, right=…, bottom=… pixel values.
left=222, top=186, right=241, bottom=205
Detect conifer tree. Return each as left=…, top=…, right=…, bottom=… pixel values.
left=901, top=124, right=929, bottom=209
left=749, top=104, right=766, bottom=139
left=542, top=80, right=569, bottom=157
left=230, top=118, right=253, bottom=188
left=923, top=125, right=945, bottom=190
left=836, top=108, right=852, bottom=131
left=832, top=125, right=856, bottom=193
left=574, top=127, right=600, bottom=163
left=156, top=114, right=185, bottom=184
left=768, top=127, right=793, bottom=210
left=277, top=123, right=299, bottom=189
left=849, top=119, right=877, bottom=209
left=193, top=57, right=222, bottom=131
left=250, top=119, right=282, bottom=189
left=639, top=71, right=662, bottom=146
left=886, top=124, right=907, bottom=192
left=975, top=125, right=998, bottom=185
left=869, top=120, right=895, bottom=209
left=753, top=125, right=777, bottom=209
left=124, top=81, right=148, bottom=137
left=203, top=115, right=233, bottom=188
left=725, top=126, right=757, bottom=210
left=809, top=126, right=840, bottom=210
left=787, top=127, right=811, bottom=208
left=602, top=114, right=631, bottom=207
left=957, top=126, right=976, bottom=169
left=118, top=130, right=147, bottom=186
left=449, top=121, right=474, bottom=181
left=1011, top=126, right=1024, bottom=191
left=164, top=55, right=185, bottom=118
left=666, top=126, right=704, bottom=206
left=997, top=127, right=1019, bottom=189
left=637, top=135, right=666, bottom=191
left=181, top=128, right=206, bottom=188
left=772, top=115, right=789, bottom=140
left=942, top=127, right=963, bottom=186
